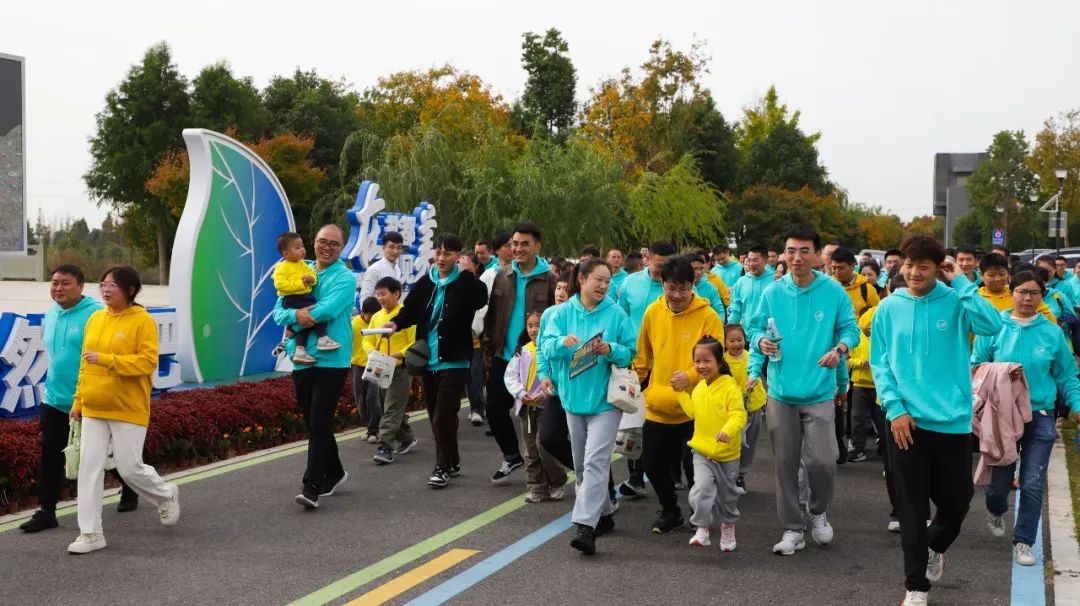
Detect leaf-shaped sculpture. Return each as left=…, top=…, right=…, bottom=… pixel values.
left=170, top=129, right=295, bottom=383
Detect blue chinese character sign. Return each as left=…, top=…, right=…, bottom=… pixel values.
left=342, top=180, right=437, bottom=293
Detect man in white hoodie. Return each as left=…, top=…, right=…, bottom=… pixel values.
left=359, top=232, right=405, bottom=302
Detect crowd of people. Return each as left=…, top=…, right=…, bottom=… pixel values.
left=17, top=219, right=1080, bottom=606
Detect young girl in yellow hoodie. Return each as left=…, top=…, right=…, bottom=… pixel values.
left=68, top=266, right=178, bottom=555
left=678, top=336, right=747, bottom=551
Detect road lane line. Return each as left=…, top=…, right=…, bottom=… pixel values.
left=344, top=549, right=480, bottom=606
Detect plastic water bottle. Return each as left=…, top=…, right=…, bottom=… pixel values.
left=765, top=317, right=783, bottom=362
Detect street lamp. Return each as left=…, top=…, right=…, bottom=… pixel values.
left=1056, top=168, right=1067, bottom=256
left=1029, top=190, right=1039, bottom=252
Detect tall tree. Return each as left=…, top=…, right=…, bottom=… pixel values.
left=1029, top=109, right=1080, bottom=245
left=727, top=185, right=853, bottom=249
left=628, top=154, right=725, bottom=250
left=190, top=62, right=269, bottom=140
left=511, top=28, right=577, bottom=141
left=739, top=119, right=830, bottom=194
left=84, top=42, right=191, bottom=283
left=964, top=130, right=1038, bottom=249
left=737, top=85, right=820, bottom=159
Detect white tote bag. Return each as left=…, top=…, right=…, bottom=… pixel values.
left=607, top=365, right=641, bottom=414
left=362, top=337, right=396, bottom=389
left=63, top=420, right=81, bottom=480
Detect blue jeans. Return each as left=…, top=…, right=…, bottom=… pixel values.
left=985, top=411, right=1056, bottom=546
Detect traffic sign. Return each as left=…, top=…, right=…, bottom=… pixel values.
left=991, top=229, right=1005, bottom=246
left=1050, top=213, right=1069, bottom=238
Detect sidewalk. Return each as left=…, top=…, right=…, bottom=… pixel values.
left=1048, top=439, right=1080, bottom=604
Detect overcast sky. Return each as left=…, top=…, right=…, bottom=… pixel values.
left=6, top=0, right=1080, bottom=230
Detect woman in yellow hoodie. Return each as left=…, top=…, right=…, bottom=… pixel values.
left=678, top=336, right=747, bottom=551
left=68, top=267, right=178, bottom=554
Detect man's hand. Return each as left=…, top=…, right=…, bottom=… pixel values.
left=383, top=322, right=398, bottom=333
left=940, top=260, right=960, bottom=282
left=758, top=338, right=778, bottom=356
left=716, top=431, right=731, bottom=443
left=746, top=378, right=759, bottom=393
left=818, top=349, right=841, bottom=369
left=69, top=408, right=81, bottom=421
left=302, top=275, right=315, bottom=286
left=670, top=371, right=690, bottom=392
left=296, top=308, right=316, bottom=328
left=834, top=393, right=845, bottom=408
left=563, top=335, right=581, bottom=348
left=891, top=413, right=916, bottom=450
left=540, top=378, right=555, bottom=396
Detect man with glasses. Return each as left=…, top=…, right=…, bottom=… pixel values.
left=359, top=232, right=405, bottom=302
left=748, top=226, right=861, bottom=555
left=484, top=222, right=557, bottom=484
left=274, top=225, right=356, bottom=509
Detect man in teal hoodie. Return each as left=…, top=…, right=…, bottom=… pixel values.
left=711, top=245, right=743, bottom=289
left=274, top=224, right=356, bottom=510
left=870, top=235, right=1001, bottom=606
left=728, top=245, right=773, bottom=325
left=607, top=248, right=628, bottom=296
left=20, top=265, right=105, bottom=533
left=746, top=226, right=860, bottom=557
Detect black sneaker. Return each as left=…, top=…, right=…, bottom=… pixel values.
left=117, top=490, right=139, bottom=513
left=570, top=523, right=596, bottom=555
left=271, top=342, right=286, bottom=357
left=19, top=509, right=58, bottom=533
left=373, top=447, right=394, bottom=465
left=319, top=471, right=349, bottom=497
left=734, top=476, right=748, bottom=495
left=595, top=514, right=615, bottom=537
left=837, top=450, right=848, bottom=465
left=617, top=480, right=646, bottom=499
left=395, top=438, right=419, bottom=455
left=848, top=450, right=867, bottom=463
left=673, top=480, right=687, bottom=491
left=448, top=464, right=462, bottom=477
left=428, top=467, right=450, bottom=489
left=651, top=509, right=685, bottom=534
left=491, top=458, right=524, bottom=484
left=294, top=485, right=319, bottom=509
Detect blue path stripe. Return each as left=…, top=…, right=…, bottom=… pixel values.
left=1010, top=490, right=1045, bottom=606
left=404, top=511, right=574, bottom=605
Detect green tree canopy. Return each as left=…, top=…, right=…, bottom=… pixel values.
left=190, top=62, right=269, bottom=140
left=511, top=28, right=577, bottom=141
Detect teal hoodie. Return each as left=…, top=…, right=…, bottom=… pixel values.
left=609, top=268, right=629, bottom=298
left=428, top=265, right=468, bottom=372
left=728, top=271, right=773, bottom=325
left=870, top=275, right=1002, bottom=433
left=617, top=269, right=664, bottom=333
left=540, top=294, right=637, bottom=416
left=745, top=270, right=861, bottom=405
left=973, top=310, right=1080, bottom=412
left=694, top=278, right=725, bottom=319
left=502, top=257, right=552, bottom=361
left=273, top=259, right=356, bottom=369
left=711, top=260, right=742, bottom=290
left=43, top=296, right=104, bottom=412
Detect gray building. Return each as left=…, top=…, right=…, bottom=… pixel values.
left=933, top=152, right=987, bottom=247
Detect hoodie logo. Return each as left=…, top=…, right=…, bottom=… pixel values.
left=814, top=310, right=825, bottom=322
left=114, top=331, right=126, bottom=340
left=935, top=320, right=948, bottom=331
left=1035, top=345, right=1048, bottom=357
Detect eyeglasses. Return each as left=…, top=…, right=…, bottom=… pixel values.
left=99, top=281, right=119, bottom=290
left=1014, top=289, right=1042, bottom=298
left=315, top=238, right=342, bottom=249
left=663, top=284, right=694, bottom=295
left=510, top=241, right=534, bottom=249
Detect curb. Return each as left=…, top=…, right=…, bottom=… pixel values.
left=1048, top=439, right=1080, bottom=604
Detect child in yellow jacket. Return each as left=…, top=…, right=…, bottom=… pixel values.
left=724, top=323, right=766, bottom=495
left=846, top=307, right=876, bottom=462
left=352, top=296, right=383, bottom=442
left=272, top=232, right=341, bottom=364
left=677, top=336, right=747, bottom=552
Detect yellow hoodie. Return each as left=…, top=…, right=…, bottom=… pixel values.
left=677, top=375, right=747, bottom=462
left=724, top=351, right=766, bottom=412
left=71, top=305, right=159, bottom=427
left=351, top=314, right=371, bottom=367
left=978, top=286, right=1056, bottom=324
left=273, top=259, right=317, bottom=297
left=634, top=294, right=724, bottom=424
left=706, top=273, right=732, bottom=308
left=837, top=273, right=879, bottom=317
left=363, top=304, right=416, bottom=367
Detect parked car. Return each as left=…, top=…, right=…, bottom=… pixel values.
left=858, top=249, right=885, bottom=266
left=1032, top=248, right=1080, bottom=268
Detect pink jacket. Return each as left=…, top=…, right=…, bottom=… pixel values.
left=971, top=362, right=1032, bottom=485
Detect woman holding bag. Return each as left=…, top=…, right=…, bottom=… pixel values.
left=68, top=266, right=179, bottom=554
left=539, top=258, right=637, bottom=555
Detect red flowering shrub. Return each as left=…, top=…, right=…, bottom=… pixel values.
left=0, top=375, right=360, bottom=511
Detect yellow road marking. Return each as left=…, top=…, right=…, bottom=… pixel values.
left=343, top=548, right=480, bottom=606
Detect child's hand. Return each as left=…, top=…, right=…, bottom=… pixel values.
left=670, top=371, right=690, bottom=392
left=746, top=378, right=758, bottom=393
left=715, top=431, right=731, bottom=443
left=302, top=275, right=315, bottom=286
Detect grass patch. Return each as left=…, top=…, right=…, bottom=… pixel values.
left=1063, top=420, right=1080, bottom=549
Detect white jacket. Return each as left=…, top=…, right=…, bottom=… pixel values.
left=359, top=257, right=405, bottom=303
left=472, top=267, right=497, bottom=339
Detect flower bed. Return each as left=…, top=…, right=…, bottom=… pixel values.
left=0, top=374, right=426, bottom=514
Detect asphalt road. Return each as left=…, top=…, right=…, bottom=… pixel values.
left=1, top=410, right=1017, bottom=606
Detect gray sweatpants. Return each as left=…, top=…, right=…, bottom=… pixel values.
left=767, top=398, right=838, bottom=531
left=567, top=408, right=621, bottom=529
left=689, top=452, right=740, bottom=528
left=739, top=409, right=765, bottom=477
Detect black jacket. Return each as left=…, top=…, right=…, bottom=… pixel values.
left=395, top=269, right=489, bottom=365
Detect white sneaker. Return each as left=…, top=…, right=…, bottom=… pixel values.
left=547, top=484, right=566, bottom=501
left=772, top=530, right=805, bottom=555
left=926, top=549, right=944, bottom=582
left=159, top=483, right=180, bottom=526
left=292, top=347, right=317, bottom=365
left=469, top=412, right=483, bottom=426
left=809, top=512, right=834, bottom=545
left=315, top=336, right=341, bottom=351
left=887, top=520, right=901, bottom=533
left=1014, top=542, right=1037, bottom=566
left=987, top=513, right=1006, bottom=538
left=68, top=533, right=107, bottom=554
left=719, top=523, right=737, bottom=552
left=689, top=527, right=711, bottom=547
left=902, top=590, right=928, bottom=606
